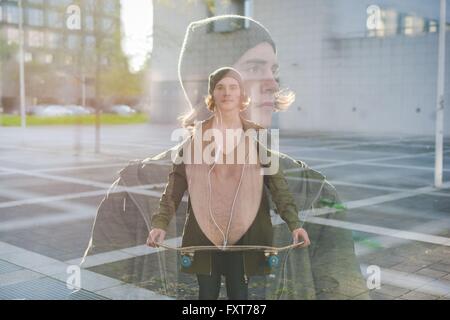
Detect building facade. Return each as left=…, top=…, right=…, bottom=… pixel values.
left=150, top=0, right=450, bottom=136
left=0, top=0, right=121, bottom=113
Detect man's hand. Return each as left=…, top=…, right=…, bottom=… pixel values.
left=146, top=228, right=166, bottom=247
left=292, top=228, right=310, bottom=247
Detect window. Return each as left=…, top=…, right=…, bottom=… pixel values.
left=403, top=16, right=424, bottom=36
left=210, top=0, right=252, bottom=32
left=102, top=18, right=114, bottom=32
left=383, top=9, right=398, bottom=36
left=67, top=34, right=80, bottom=50
left=37, top=53, right=53, bottom=64
left=47, top=11, right=63, bottom=28
left=104, top=0, right=116, bottom=14
left=85, top=35, right=96, bottom=49
left=46, top=32, right=62, bottom=48
left=28, top=0, right=44, bottom=5
left=0, top=6, right=3, bottom=22
left=48, top=0, right=72, bottom=7
left=85, top=15, right=94, bottom=31
left=28, top=30, right=44, bottom=47
left=6, top=27, right=20, bottom=45
left=366, top=6, right=433, bottom=38
left=24, top=52, right=33, bottom=63
left=65, top=54, right=73, bottom=65
left=85, top=0, right=96, bottom=11
left=27, top=8, right=44, bottom=26
left=5, top=5, right=19, bottom=24
left=100, top=56, right=109, bottom=66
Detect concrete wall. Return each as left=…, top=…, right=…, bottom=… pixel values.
left=149, top=0, right=208, bottom=123
left=151, top=0, right=450, bottom=135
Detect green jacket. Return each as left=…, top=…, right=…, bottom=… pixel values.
left=84, top=116, right=369, bottom=299
left=150, top=117, right=302, bottom=276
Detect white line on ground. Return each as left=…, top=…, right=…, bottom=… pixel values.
left=0, top=183, right=167, bottom=209
left=0, top=241, right=172, bottom=299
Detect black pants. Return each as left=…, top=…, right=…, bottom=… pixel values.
left=197, top=251, right=248, bottom=300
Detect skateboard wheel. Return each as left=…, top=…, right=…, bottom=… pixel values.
left=267, top=255, right=279, bottom=268
left=181, top=255, right=192, bottom=268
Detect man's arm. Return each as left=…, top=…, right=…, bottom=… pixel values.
left=151, top=162, right=188, bottom=231
left=265, top=166, right=302, bottom=232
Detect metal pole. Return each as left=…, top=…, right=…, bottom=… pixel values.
left=81, top=72, right=86, bottom=108
left=18, top=0, right=26, bottom=130
left=435, top=0, right=447, bottom=188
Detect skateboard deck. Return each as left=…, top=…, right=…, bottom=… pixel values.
left=155, top=241, right=305, bottom=268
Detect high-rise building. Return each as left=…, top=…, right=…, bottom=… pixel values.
left=0, top=0, right=121, bottom=113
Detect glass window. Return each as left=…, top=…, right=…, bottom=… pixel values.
left=47, top=11, right=63, bottom=28
left=0, top=6, right=3, bottom=23
left=44, top=53, right=53, bottom=64
left=102, top=18, right=114, bottom=32
left=211, top=0, right=248, bottom=32
left=5, top=5, right=19, bottom=24
left=104, top=0, right=116, bottom=13
left=85, top=15, right=94, bottom=31
left=428, top=20, right=438, bottom=33
left=25, top=52, right=33, bottom=63
left=67, top=34, right=80, bottom=50
left=28, top=0, right=44, bottom=5
left=403, top=15, right=414, bottom=35
left=6, top=27, right=20, bottom=45
left=85, top=35, right=96, bottom=49
left=36, top=52, right=53, bottom=64
left=403, top=16, right=425, bottom=36
left=85, top=0, right=96, bottom=11
left=46, top=31, right=62, bottom=49
left=48, top=0, right=72, bottom=7
left=65, top=54, right=73, bottom=65
left=28, top=30, right=44, bottom=47
left=27, top=8, right=44, bottom=26
left=383, top=9, right=398, bottom=36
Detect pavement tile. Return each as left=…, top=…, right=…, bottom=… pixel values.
left=415, top=267, right=448, bottom=279
left=28, top=261, right=71, bottom=276
left=416, top=279, right=450, bottom=297
left=428, top=262, right=450, bottom=273
left=376, top=284, right=410, bottom=297
left=0, top=269, right=46, bottom=287
left=391, top=262, right=425, bottom=273
left=316, top=292, right=351, bottom=300
left=400, top=290, right=439, bottom=300
left=70, top=250, right=134, bottom=269
left=50, top=269, right=122, bottom=292
left=368, top=291, right=396, bottom=300
left=95, top=283, right=173, bottom=300
left=0, top=250, right=61, bottom=269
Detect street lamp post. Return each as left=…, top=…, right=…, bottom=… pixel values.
left=435, top=0, right=447, bottom=188
left=18, top=0, right=26, bottom=132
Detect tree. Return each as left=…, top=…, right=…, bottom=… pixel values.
left=0, top=37, right=18, bottom=112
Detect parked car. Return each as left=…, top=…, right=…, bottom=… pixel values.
left=107, top=104, right=137, bottom=116
left=27, top=104, right=94, bottom=117
left=66, top=104, right=95, bottom=115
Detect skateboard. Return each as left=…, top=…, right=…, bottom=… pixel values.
left=155, top=241, right=305, bottom=268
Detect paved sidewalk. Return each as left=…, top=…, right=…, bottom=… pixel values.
left=0, top=124, right=449, bottom=299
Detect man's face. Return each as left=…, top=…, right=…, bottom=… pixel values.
left=233, top=42, right=279, bottom=128
left=212, top=77, right=242, bottom=113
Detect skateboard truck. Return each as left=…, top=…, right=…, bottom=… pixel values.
left=180, top=252, right=194, bottom=268
left=264, top=251, right=280, bottom=268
